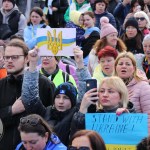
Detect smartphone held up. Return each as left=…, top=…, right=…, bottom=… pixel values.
left=86, top=79, right=98, bottom=102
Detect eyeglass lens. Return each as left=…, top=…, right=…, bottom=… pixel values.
left=135, top=17, right=145, bottom=21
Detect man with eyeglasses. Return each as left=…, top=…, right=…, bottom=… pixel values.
left=0, top=39, right=55, bottom=150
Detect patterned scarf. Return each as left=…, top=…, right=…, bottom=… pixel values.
left=142, top=57, right=150, bottom=79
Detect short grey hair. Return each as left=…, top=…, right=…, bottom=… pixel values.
left=142, top=34, right=150, bottom=44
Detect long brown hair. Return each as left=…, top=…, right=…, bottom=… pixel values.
left=93, top=37, right=127, bottom=55
left=27, top=7, right=47, bottom=26
left=18, top=114, right=58, bottom=143
left=70, top=130, right=107, bottom=150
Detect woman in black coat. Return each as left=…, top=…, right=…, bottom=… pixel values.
left=45, top=0, right=69, bottom=27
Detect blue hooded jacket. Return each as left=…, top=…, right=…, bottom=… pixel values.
left=15, top=134, right=67, bottom=150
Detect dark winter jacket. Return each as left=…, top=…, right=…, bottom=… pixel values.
left=94, top=11, right=116, bottom=29
left=113, top=2, right=131, bottom=26
left=0, top=6, right=26, bottom=39
left=107, top=0, right=120, bottom=14
left=45, top=0, right=69, bottom=27
left=21, top=69, right=78, bottom=146
left=81, top=31, right=100, bottom=58
left=0, top=74, right=55, bottom=150
left=120, top=31, right=144, bottom=54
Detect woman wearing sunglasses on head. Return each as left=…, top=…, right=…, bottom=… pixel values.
left=16, top=114, right=67, bottom=150
left=68, top=130, right=106, bottom=150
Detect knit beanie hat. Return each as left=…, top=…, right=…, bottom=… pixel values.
left=125, top=17, right=139, bottom=31
left=2, top=0, right=15, bottom=7
left=54, top=82, right=78, bottom=107
left=100, top=17, right=118, bottom=39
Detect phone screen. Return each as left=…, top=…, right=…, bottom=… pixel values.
left=85, top=79, right=98, bottom=113
left=86, top=79, right=97, bottom=92
left=86, top=79, right=97, bottom=102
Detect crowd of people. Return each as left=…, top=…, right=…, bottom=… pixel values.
left=0, top=0, right=150, bottom=149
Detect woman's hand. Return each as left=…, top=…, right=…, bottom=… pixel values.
left=52, top=7, right=58, bottom=11
left=73, top=46, right=84, bottom=69
left=79, top=88, right=98, bottom=114
left=116, top=108, right=129, bottom=116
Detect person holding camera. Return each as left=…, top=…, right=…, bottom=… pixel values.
left=70, top=46, right=135, bottom=137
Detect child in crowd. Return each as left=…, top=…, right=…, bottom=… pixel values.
left=66, top=10, right=85, bottom=46
left=81, top=11, right=100, bottom=66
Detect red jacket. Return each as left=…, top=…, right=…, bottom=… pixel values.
left=0, top=68, right=7, bottom=79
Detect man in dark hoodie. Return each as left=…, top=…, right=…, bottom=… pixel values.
left=0, top=0, right=26, bottom=46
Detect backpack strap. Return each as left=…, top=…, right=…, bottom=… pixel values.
left=66, top=64, right=70, bottom=74
left=62, top=71, right=69, bottom=82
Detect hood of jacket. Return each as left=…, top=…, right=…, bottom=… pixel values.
left=74, top=0, right=90, bottom=7
left=0, top=5, right=19, bottom=23
left=70, top=10, right=82, bottom=25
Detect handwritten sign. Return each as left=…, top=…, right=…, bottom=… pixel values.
left=86, top=113, right=148, bottom=149
left=37, top=28, right=76, bottom=56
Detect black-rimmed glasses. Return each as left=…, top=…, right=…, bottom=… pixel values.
left=3, top=55, right=25, bottom=61
left=68, top=146, right=90, bottom=150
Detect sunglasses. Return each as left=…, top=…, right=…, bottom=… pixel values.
left=20, top=117, right=40, bottom=126
left=68, top=146, right=90, bottom=150
left=135, top=17, right=145, bottom=21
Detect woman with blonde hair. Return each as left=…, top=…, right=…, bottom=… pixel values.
left=70, top=76, right=135, bottom=136
left=134, top=11, right=150, bottom=36
left=88, top=17, right=126, bottom=75
left=114, top=51, right=150, bottom=133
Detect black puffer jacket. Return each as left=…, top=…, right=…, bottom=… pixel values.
left=45, top=0, right=69, bottom=27
left=81, top=31, right=100, bottom=58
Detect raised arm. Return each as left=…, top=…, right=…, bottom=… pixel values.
left=21, top=47, right=46, bottom=116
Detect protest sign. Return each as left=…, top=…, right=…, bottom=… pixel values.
left=86, top=113, right=148, bottom=150
left=37, top=28, right=76, bottom=56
